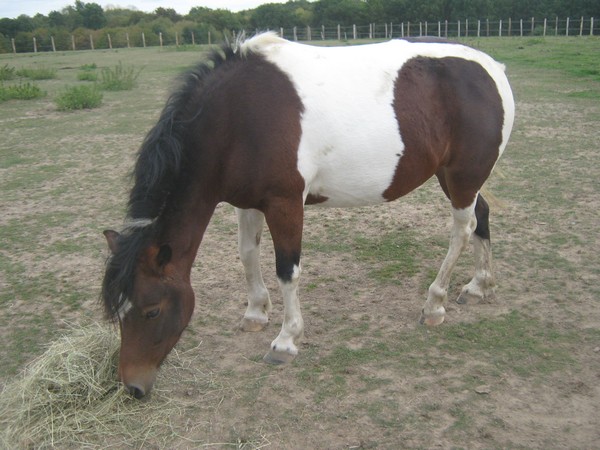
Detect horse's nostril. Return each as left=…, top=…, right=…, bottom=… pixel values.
left=126, top=384, right=146, bottom=399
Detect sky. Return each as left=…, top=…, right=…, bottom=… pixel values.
left=0, top=0, right=291, bottom=19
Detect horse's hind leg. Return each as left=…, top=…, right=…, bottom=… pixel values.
left=456, top=194, right=496, bottom=304
left=236, top=208, right=272, bottom=332
left=420, top=199, right=477, bottom=326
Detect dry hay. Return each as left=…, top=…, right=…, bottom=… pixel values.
left=0, top=323, right=223, bottom=449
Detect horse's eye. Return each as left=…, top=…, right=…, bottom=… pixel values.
left=145, top=308, right=160, bottom=319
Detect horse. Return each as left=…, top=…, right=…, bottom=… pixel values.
left=102, top=32, right=514, bottom=398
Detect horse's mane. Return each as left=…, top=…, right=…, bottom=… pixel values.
left=101, top=41, right=244, bottom=320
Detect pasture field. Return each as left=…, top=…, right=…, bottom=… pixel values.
left=1, top=37, right=599, bottom=448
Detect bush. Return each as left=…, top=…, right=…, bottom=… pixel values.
left=16, top=66, right=57, bottom=80
left=55, top=85, right=102, bottom=111
left=77, top=71, right=98, bottom=81
left=0, top=82, right=45, bottom=102
left=99, top=62, right=141, bottom=91
left=0, top=64, right=16, bottom=81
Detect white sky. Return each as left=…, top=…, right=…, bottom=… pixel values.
left=1, top=0, right=292, bottom=19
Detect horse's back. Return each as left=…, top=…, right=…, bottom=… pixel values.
left=241, top=35, right=514, bottom=207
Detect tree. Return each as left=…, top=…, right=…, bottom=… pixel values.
left=155, top=7, right=181, bottom=22
left=75, top=1, right=106, bottom=29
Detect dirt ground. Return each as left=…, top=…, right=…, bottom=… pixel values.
left=1, top=42, right=599, bottom=448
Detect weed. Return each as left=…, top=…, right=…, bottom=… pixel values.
left=55, top=85, right=102, bottom=111
left=79, top=63, right=97, bottom=71
left=16, top=66, right=57, bottom=80
left=0, top=64, right=16, bottom=80
left=99, top=62, right=142, bottom=90
left=77, top=71, right=98, bottom=81
left=0, top=81, right=45, bottom=101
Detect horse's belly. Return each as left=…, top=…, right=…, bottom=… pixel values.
left=301, top=129, right=404, bottom=207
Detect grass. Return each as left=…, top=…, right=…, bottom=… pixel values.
left=0, top=38, right=599, bottom=448
left=15, top=66, right=57, bottom=80
left=0, top=81, right=45, bottom=101
left=55, top=84, right=103, bottom=110
left=99, top=61, right=142, bottom=91
left=0, top=63, right=16, bottom=80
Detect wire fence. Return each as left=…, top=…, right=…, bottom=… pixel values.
left=7, top=16, right=598, bottom=54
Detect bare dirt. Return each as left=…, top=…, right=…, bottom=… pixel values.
left=1, top=45, right=599, bottom=449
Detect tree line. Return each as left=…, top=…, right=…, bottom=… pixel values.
left=1, top=0, right=598, bottom=53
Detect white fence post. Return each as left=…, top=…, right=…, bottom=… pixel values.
left=126, top=32, right=130, bottom=48
left=579, top=16, right=584, bottom=36
left=477, top=19, right=481, bottom=37
left=71, top=34, right=76, bottom=51
left=107, top=33, right=112, bottom=49
left=531, top=17, right=535, bottom=34
left=159, top=32, right=163, bottom=47
left=499, top=19, right=502, bottom=36
left=51, top=36, right=56, bottom=52
left=142, top=32, right=146, bottom=47
left=11, top=38, right=16, bottom=53
left=438, top=21, right=441, bottom=37
left=90, top=34, right=94, bottom=50
left=566, top=17, right=570, bottom=35
left=591, top=17, right=595, bottom=36
left=543, top=18, right=547, bottom=36
left=458, top=19, right=461, bottom=37
left=520, top=18, right=523, bottom=36
left=337, top=24, right=341, bottom=40
left=33, top=36, right=37, bottom=53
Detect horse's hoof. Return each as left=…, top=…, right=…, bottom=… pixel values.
left=419, top=309, right=445, bottom=326
left=457, top=289, right=495, bottom=305
left=240, top=317, right=269, bottom=332
left=263, top=349, right=296, bottom=365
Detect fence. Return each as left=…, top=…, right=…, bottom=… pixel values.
left=6, top=16, right=598, bottom=54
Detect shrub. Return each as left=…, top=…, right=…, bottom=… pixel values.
left=0, top=64, right=16, bottom=81
left=16, top=66, right=57, bottom=80
left=0, top=82, right=45, bottom=102
left=99, top=62, right=141, bottom=91
left=77, top=71, right=98, bottom=81
left=55, top=85, right=102, bottom=111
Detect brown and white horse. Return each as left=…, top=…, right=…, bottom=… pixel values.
left=102, top=33, right=514, bottom=398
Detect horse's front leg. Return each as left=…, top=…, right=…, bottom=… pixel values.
left=262, top=198, right=305, bottom=364
left=236, top=208, right=272, bottom=332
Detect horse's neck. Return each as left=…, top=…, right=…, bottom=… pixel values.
left=161, top=200, right=217, bottom=278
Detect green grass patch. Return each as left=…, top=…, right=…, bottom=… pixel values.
left=0, top=63, right=16, bottom=80
left=0, top=81, right=45, bottom=101
left=55, top=85, right=103, bottom=111
left=99, top=61, right=142, bottom=91
left=16, top=66, right=57, bottom=80
left=77, top=71, right=98, bottom=82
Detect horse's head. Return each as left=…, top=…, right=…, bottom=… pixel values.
left=103, top=230, right=195, bottom=398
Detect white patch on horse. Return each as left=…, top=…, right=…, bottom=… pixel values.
left=269, top=264, right=303, bottom=356
left=117, top=295, right=133, bottom=321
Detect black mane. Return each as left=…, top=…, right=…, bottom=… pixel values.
left=102, top=43, right=239, bottom=320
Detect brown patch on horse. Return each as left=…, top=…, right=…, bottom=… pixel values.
left=185, top=52, right=305, bottom=213
left=305, top=193, right=329, bottom=205
left=384, top=56, right=504, bottom=209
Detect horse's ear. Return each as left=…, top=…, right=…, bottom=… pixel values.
left=156, top=244, right=172, bottom=267
left=103, top=230, right=120, bottom=254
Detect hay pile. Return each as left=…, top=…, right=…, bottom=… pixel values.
left=0, top=323, right=184, bottom=449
